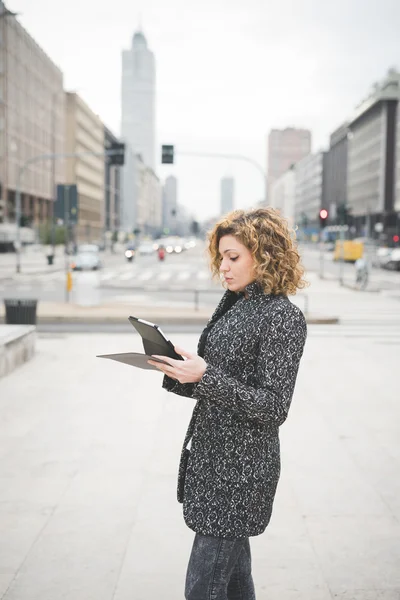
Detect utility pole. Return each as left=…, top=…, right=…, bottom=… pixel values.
left=64, top=185, right=70, bottom=302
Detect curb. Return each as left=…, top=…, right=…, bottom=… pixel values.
left=0, top=314, right=339, bottom=326
left=341, top=282, right=380, bottom=293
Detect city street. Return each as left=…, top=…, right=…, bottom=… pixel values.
left=1, top=244, right=400, bottom=312
left=301, top=245, right=400, bottom=291
left=0, top=279, right=399, bottom=599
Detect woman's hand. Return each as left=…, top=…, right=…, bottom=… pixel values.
left=148, top=346, right=207, bottom=384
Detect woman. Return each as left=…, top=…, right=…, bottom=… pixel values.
left=148, top=208, right=308, bottom=600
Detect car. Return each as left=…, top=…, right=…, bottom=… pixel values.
left=70, top=252, right=102, bottom=271
left=372, top=247, right=392, bottom=268
left=381, top=248, right=400, bottom=271
left=78, top=244, right=100, bottom=254
left=138, top=241, right=156, bottom=255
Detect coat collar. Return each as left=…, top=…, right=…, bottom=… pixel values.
left=240, top=281, right=264, bottom=299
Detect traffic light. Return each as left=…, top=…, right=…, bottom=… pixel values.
left=337, top=203, right=351, bottom=225
left=161, top=145, right=174, bottom=164
left=108, top=142, right=125, bottom=166
left=191, top=220, right=199, bottom=235
left=393, top=234, right=400, bottom=243
left=319, top=208, right=328, bottom=229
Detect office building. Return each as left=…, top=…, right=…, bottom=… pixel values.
left=65, top=92, right=104, bottom=243
left=220, top=177, right=234, bottom=215
left=270, top=166, right=295, bottom=227
left=162, top=175, right=177, bottom=232
left=104, top=127, right=122, bottom=239
left=0, top=1, right=64, bottom=227
left=324, top=123, right=349, bottom=224
left=267, top=128, right=311, bottom=199
left=294, top=151, right=328, bottom=231
left=136, top=157, right=162, bottom=236
left=347, top=69, right=400, bottom=236
left=120, top=30, right=155, bottom=231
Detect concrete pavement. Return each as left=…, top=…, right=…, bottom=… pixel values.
left=0, top=272, right=348, bottom=326
left=0, top=317, right=399, bottom=598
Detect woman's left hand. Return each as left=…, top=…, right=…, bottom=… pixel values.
left=148, top=346, right=207, bottom=383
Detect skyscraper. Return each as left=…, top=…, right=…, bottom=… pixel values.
left=120, top=30, right=156, bottom=230
left=220, top=177, right=235, bottom=215
left=267, top=128, right=311, bottom=200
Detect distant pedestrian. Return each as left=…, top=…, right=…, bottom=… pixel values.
left=148, top=208, right=308, bottom=599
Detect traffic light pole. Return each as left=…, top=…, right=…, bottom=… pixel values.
left=14, top=148, right=123, bottom=274
left=319, top=226, right=325, bottom=279
left=338, top=225, right=345, bottom=286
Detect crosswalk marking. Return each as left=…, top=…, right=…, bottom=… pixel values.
left=158, top=271, right=172, bottom=281
left=120, top=271, right=135, bottom=281
left=100, top=271, right=117, bottom=281
left=138, top=271, right=154, bottom=281
left=177, top=271, right=191, bottom=281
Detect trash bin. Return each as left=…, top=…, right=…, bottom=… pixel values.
left=47, top=254, right=54, bottom=265
left=4, top=299, right=38, bottom=325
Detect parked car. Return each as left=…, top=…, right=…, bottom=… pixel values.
left=70, top=252, right=102, bottom=271
left=381, top=248, right=400, bottom=271
left=372, top=247, right=392, bottom=268
left=78, top=244, right=100, bottom=254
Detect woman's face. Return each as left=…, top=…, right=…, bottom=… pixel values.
left=218, top=235, right=256, bottom=293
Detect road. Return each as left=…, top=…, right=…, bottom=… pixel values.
left=302, top=245, right=400, bottom=289
left=1, top=243, right=399, bottom=313
left=0, top=245, right=223, bottom=307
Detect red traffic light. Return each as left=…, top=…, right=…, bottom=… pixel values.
left=393, top=235, right=400, bottom=243
left=319, top=209, right=328, bottom=220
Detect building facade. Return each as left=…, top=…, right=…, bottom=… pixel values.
left=120, top=30, right=155, bottom=231
left=347, top=70, right=400, bottom=237
left=397, top=94, right=400, bottom=213
left=65, top=92, right=104, bottom=243
left=162, top=175, right=177, bottom=233
left=270, top=166, right=295, bottom=227
left=220, top=177, right=234, bottom=215
left=324, top=122, right=349, bottom=223
left=267, top=128, right=311, bottom=199
left=294, top=151, right=327, bottom=231
left=136, top=158, right=162, bottom=236
left=104, top=127, right=122, bottom=238
left=0, top=2, right=64, bottom=229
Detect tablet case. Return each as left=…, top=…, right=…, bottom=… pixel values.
left=96, top=317, right=182, bottom=371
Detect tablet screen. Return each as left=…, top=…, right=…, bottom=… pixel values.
left=128, top=316, right=183, bottom=360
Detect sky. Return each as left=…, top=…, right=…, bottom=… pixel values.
left=11, top=0, right=400, bottom=221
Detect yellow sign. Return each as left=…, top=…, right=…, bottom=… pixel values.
left=66, top=271, right=73, bottom=292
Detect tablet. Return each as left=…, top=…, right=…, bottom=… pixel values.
left=128, top=316, right=183, bottom=360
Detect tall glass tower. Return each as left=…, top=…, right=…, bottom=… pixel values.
left=120, top=31, right=156, bottom=230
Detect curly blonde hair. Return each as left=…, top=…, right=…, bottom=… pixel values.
left=207, top=207, right=308, bottom=296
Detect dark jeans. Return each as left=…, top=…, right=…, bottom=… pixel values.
left=185, top=534, right=256, bottom=600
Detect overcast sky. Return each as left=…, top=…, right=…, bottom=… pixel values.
left=12, top=0, right=400, bottom=220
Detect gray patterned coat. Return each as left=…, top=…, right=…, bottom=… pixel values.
left=163, top=281, right=307, bottom=539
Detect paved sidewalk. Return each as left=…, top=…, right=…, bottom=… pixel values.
left=2, top=270, right=400, bottom=326
left=0, top=326, right=399, bottom=599
left=0, top=248, right=64, bottom=279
